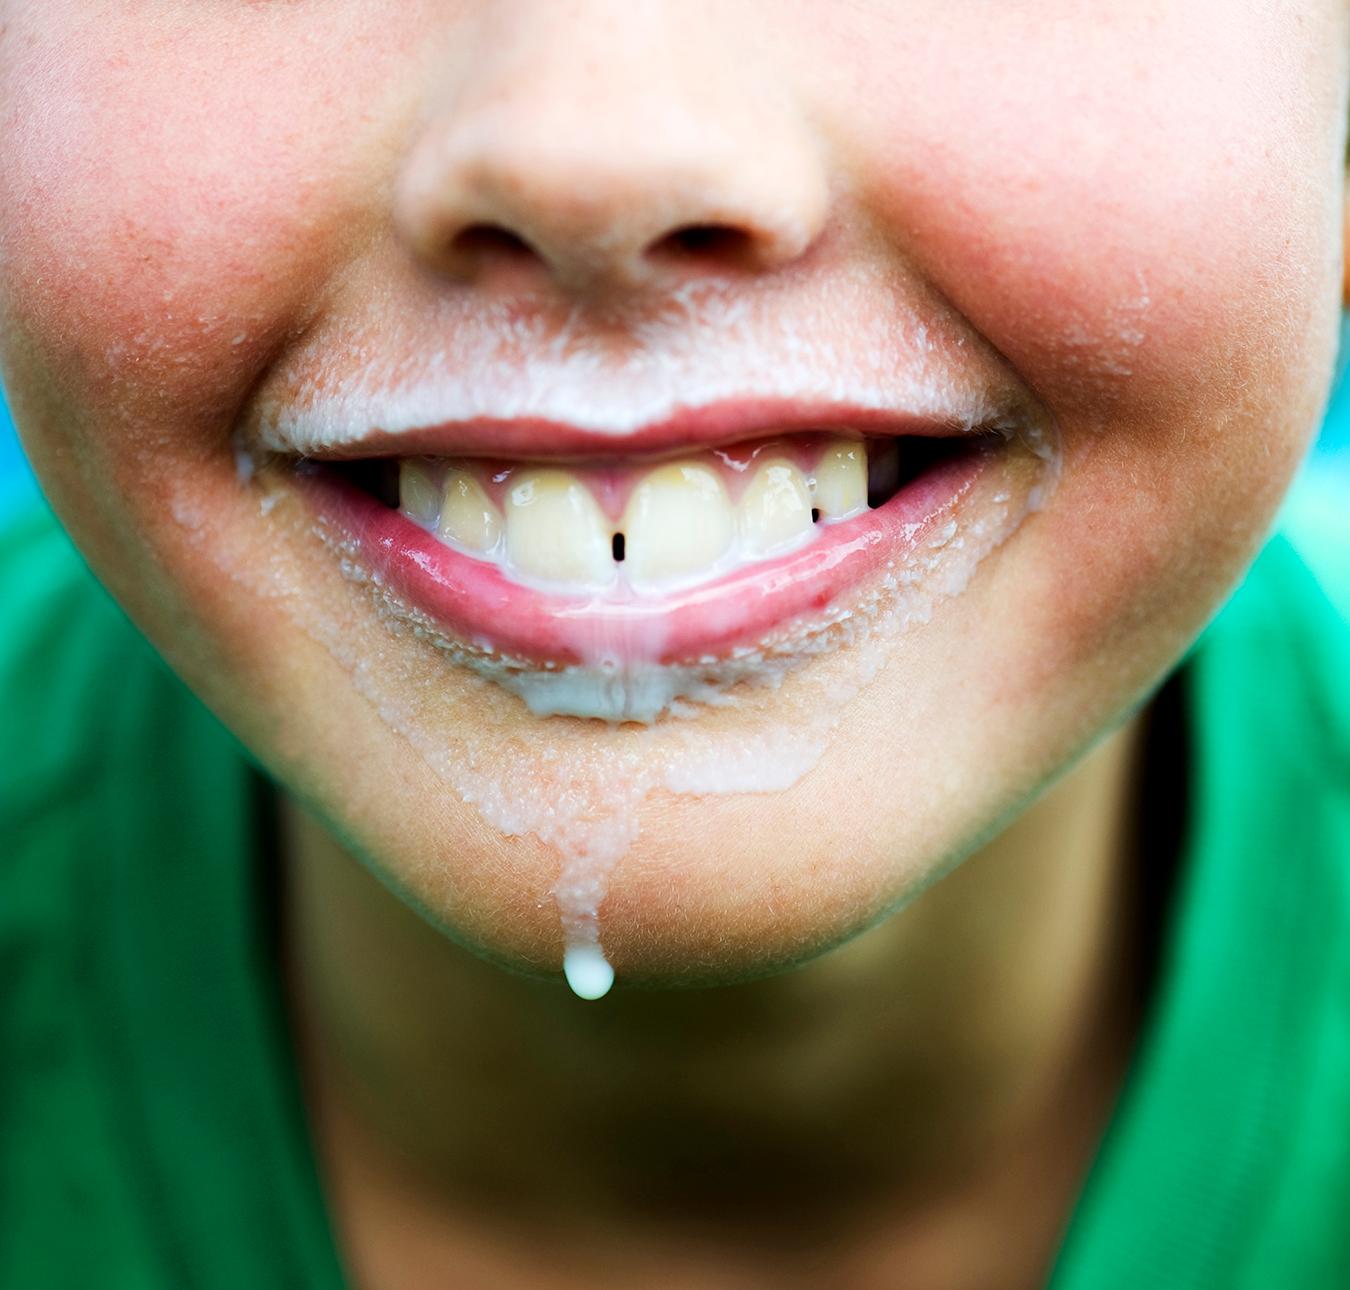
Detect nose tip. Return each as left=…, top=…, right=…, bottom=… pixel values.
left=392, top=22, right=829, bottom=293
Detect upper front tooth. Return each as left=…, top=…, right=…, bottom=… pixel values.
left=504, top=469, right=615, bottom=587
left=439, top=469, right=502, bottom=554
left=622, top=461, right=734, bottom=587
left=739, top=458, right=814, bottom=557
left=399, top=459, right=442, bottom=529
left=811, top=438, right=867, bottom=520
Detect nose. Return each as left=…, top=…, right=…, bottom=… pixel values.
left=393, top=4, right=830, bottom=293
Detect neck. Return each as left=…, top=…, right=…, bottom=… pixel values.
left=282, top=717, right=1150, bottom=1290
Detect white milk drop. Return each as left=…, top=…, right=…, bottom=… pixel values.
left=563, top=943, right=617, bottom=1001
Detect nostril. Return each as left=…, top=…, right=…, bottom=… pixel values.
left=647, top=223, right=758, bottom=269
left=450, top=222, right=538, bottom=266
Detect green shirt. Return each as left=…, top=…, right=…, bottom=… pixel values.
left=2, top=483, right=1348, bottom=1289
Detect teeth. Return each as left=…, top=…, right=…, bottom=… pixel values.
left=738, top=458, right=814, bottom=557
left=398, top=438, right=882, bottom=592
left=505, top=469, right=615, bottom=587
left=622, top=461, right=734, bottom=587
left=399, top=459, right=442, bottom=528
left=811, top=438, right=867, bottom=520
left=439, top=469, right=502, bottom=554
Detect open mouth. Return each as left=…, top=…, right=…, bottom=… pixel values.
left=283, top=418, right=1015, bottom=720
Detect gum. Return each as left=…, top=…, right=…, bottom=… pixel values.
left=201, top=417, right=1058, bottom=1000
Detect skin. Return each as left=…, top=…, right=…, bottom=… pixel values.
left=1, top=1, right=1347, bottom=1285
left=283, top=721, right=1147, bottom=1288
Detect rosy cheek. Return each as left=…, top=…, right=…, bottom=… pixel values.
left=798, top=4, right=1342, bottom=720
left=839, top=5, right=1341, bottom=432
left=0, top=7, right=410, bottom=461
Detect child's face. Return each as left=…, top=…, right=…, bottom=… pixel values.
left=1, top=2, right=1345, bottom=987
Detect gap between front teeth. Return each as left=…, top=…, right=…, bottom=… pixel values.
left=399, top=435, right=878, bottom=595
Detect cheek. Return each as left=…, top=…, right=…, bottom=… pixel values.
left=838, top=4, right=1342, bottom=435
left=830, top=3, right=1343, bottom=685
left=0, top=6, right=433, bottom=662
left=0, top=4, right=419, bottom=490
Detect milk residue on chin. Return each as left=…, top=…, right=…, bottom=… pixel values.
left=391, top=700, right=835, bottom=1002
left=174, top=420, right=1059, bottom=1001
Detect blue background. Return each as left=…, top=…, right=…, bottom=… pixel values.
left=0, top=385, right=25, bottom=505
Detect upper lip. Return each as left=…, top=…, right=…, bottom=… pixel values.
left=258, top=398, right=999, bottom=463
left=242, top=273, right=1040, bottom=461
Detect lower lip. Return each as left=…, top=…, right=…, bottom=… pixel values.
left=296, top=443, right=994, bottom=668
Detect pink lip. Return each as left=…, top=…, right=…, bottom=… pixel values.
left=295, top=398, right=982, bottom=462
left=297, top=443, right=994, bottom=668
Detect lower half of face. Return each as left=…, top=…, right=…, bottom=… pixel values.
left=8, top=343, right=1335, bottom=992
left=0, top=1, right=1345, bottom=993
